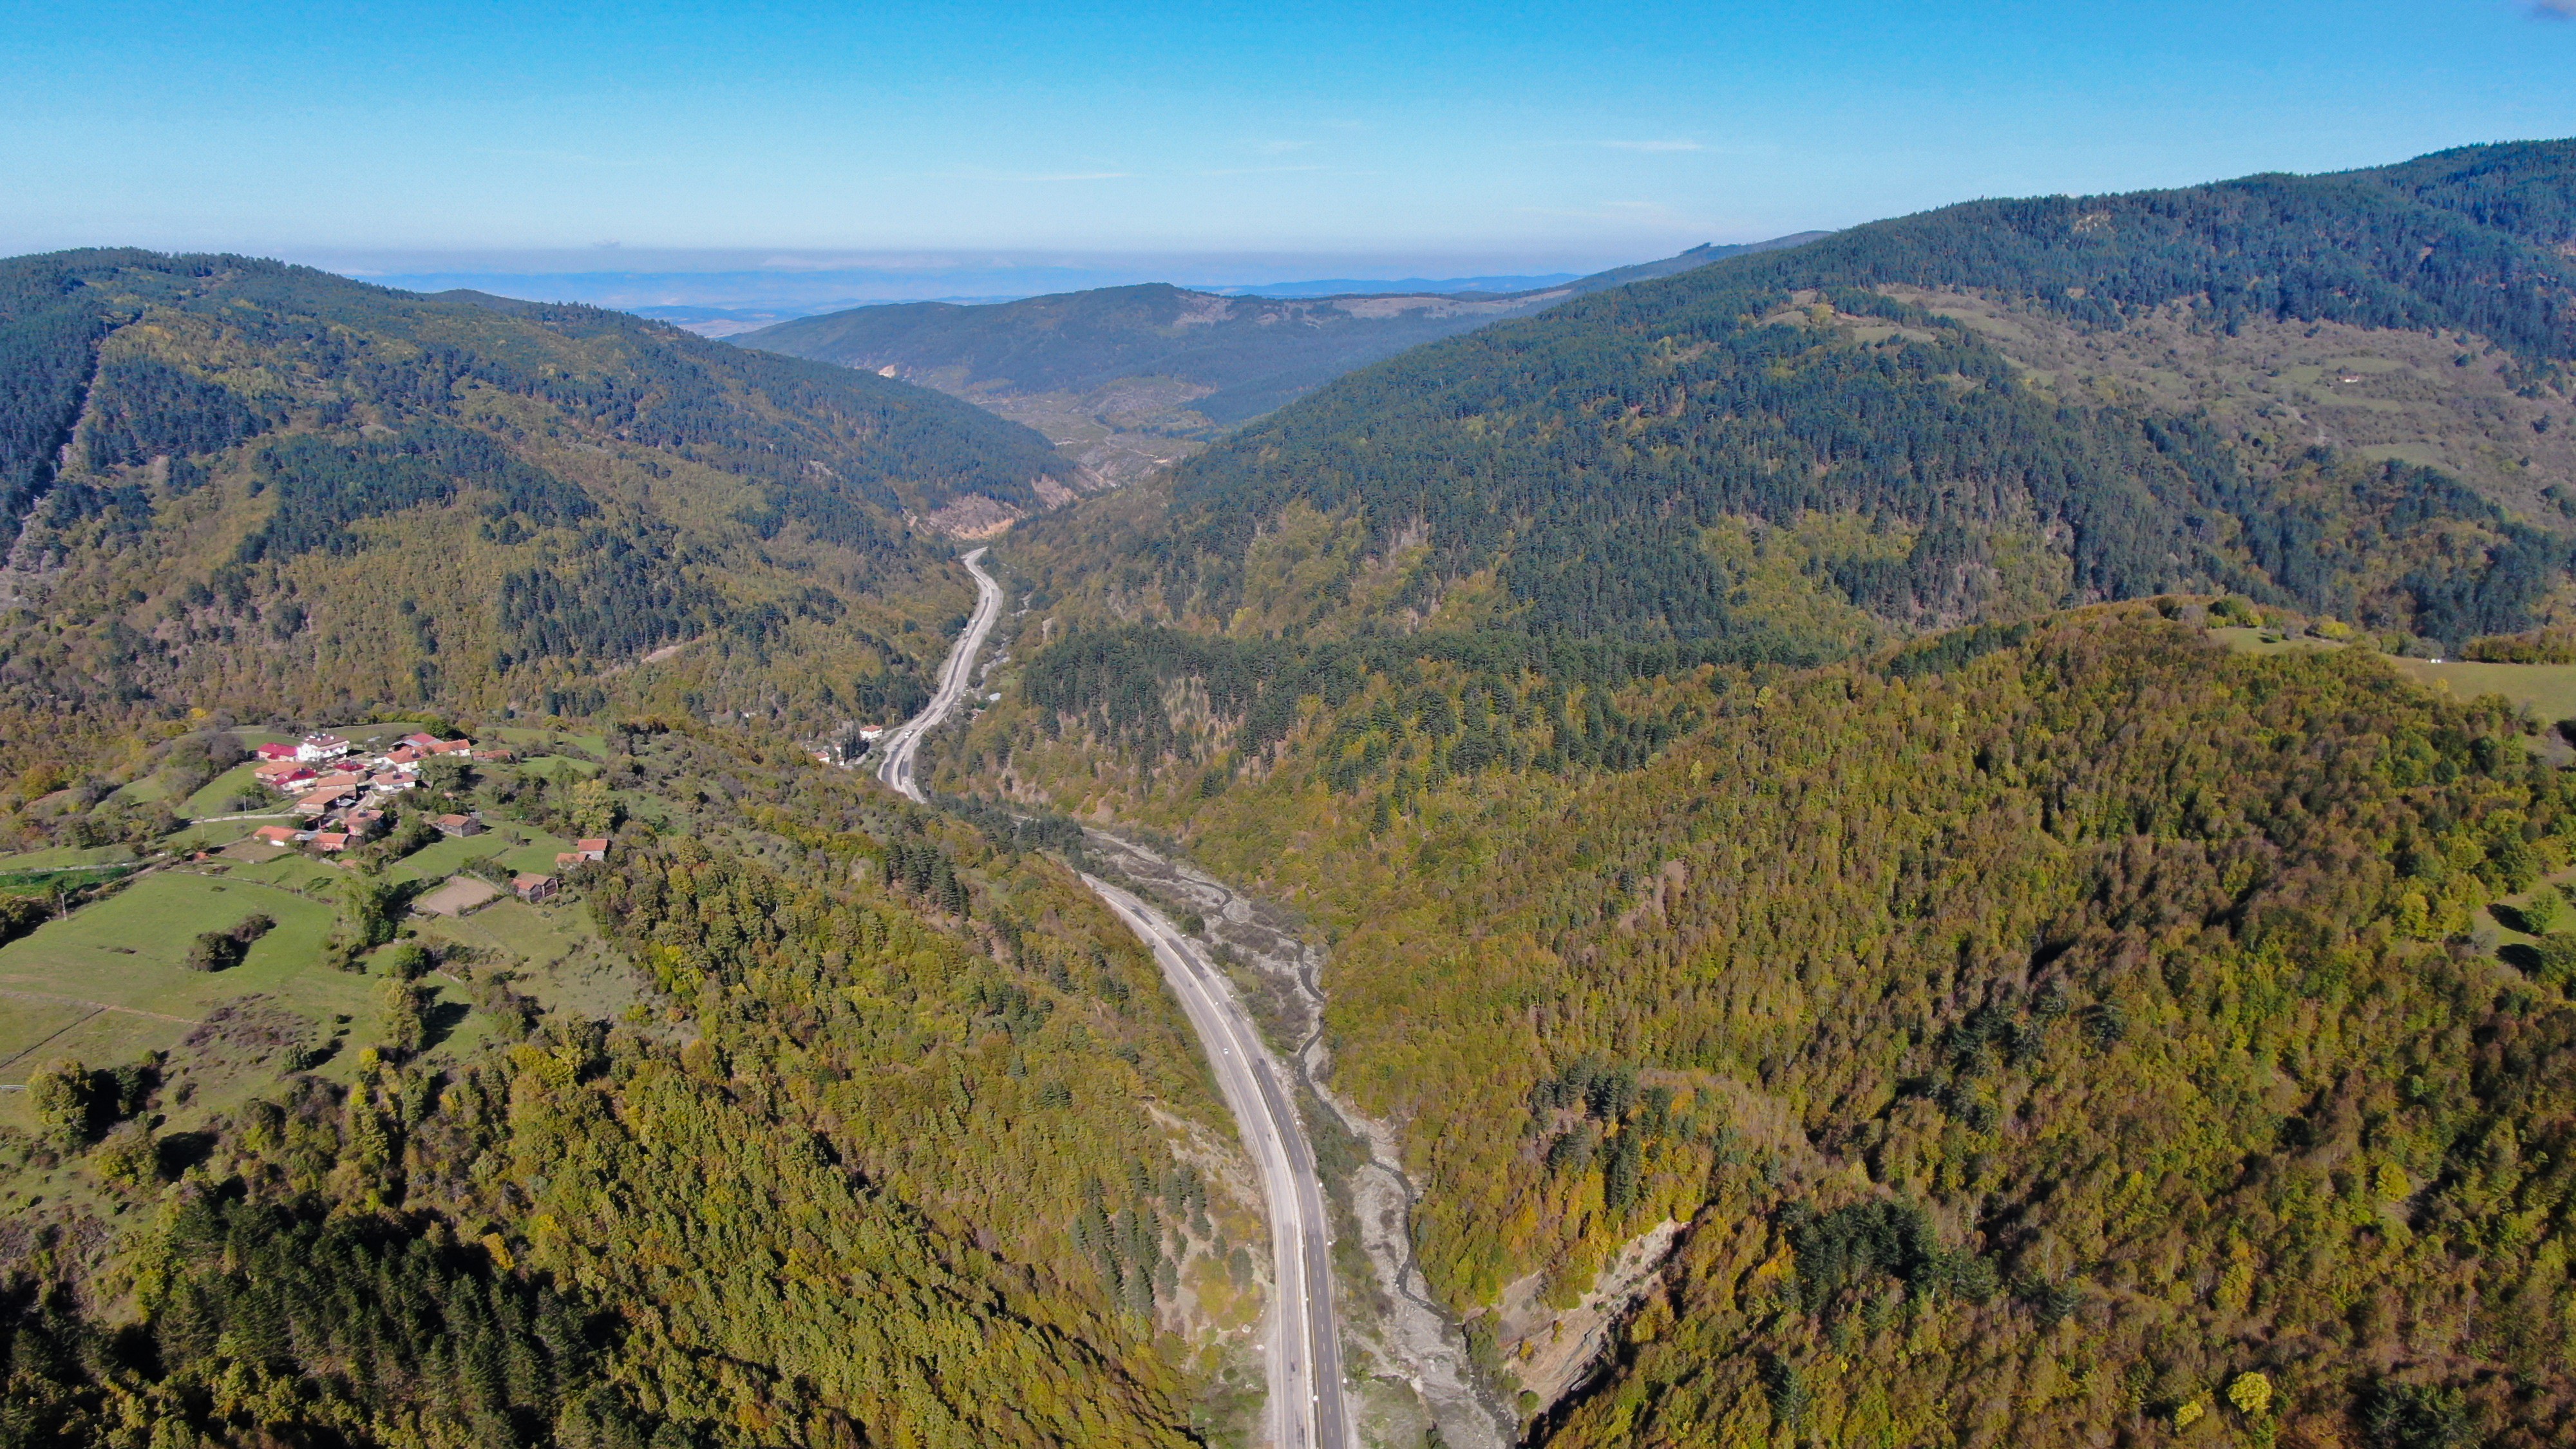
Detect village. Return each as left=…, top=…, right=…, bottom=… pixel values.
left=244, top=731, right=609, bottom=905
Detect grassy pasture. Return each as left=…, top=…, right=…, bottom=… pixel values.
left=0, top=873, right=352, bottom=1086
left=2385, top=658, right=2576, bottom=726
left=429, top=899, right=585, bottom=969
left=181, top=761, right=279, bottom=819
left=0, top=844, right=138, bottom=872
left=389, top=823, right=578, bottom=884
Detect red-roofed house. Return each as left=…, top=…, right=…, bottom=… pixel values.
left=253, top=825, right=299, bottom=846
left=295, top=787, right=354, bottom=817
left=513, top=873, right=559, bottom=903
left=429, top=738, right=473, bottom=755
left=312, top=832, right=350, bottom=853
left=402, top=732, right=440, bottom=749
left=254, top=743, right=299, bottom=762
left=571, top=838, right=609, bottom=861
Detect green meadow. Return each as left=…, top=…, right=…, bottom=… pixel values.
left=0, top=873, right=351, bottom=1089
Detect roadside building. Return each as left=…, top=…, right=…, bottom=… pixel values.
left=312, top=832, right=350, bottom=853
left=252, top=825, right=299, bottom=846
left=295, top=786, right=354, bottom=817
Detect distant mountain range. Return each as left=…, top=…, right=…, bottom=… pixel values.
left=732, top=233, right=1834, bottom=487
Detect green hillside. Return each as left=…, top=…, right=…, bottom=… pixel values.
left=0, top=249, right=1075, bottom=781
left=920, top=140, right=2576, bottom=1447
left=0, top=722, right=1252, bottom=1448
left=732, top=237, right=1833, bottom=489
left=1115, top=140, right=2576, bottom=654
left=944, top=591, right=2576, bottom=1444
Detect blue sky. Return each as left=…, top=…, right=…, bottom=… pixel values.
left=4, top=0, right=2573, bottom=276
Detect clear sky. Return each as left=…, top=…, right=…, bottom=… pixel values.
left=4, top=0, right=2573, bottom=273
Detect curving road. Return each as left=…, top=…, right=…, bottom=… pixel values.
left=873, top=545, right=1003, bottom=801
left=874, top=544, right=1352, bottom=1449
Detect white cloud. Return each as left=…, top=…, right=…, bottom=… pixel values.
left=1601, top=140, right=1705, bottom=153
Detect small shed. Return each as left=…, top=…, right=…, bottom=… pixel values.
left=513, top=873, right=559, bottom=903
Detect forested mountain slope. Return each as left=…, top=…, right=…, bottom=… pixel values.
left=2, top=723, right=1259, bottom=1448
left=939, top=594, right=2576, bottom=1446
left=0, top=249, right=1074, bottom=782
left=734, top=236, right=1830, bottom=488
left=1080, top=140, right=2576, bottom=654
left=911, top=140, right=2576, bottom=1448
left=741, top=283, right=1558, bottom=428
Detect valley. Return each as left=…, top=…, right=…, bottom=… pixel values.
left=10, top=137, right=2576, bottom=1449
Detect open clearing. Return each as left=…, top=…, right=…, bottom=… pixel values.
left=0, top=873, right=352, bottom=1086
left=2211, top=627, right=2576, bottom=725
left=390, top=823, right=579, bottom=884
left=2383, top=658, right=2576, bottom=725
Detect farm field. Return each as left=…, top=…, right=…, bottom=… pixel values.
left=180, top=761, right=278, bottom=819
left=0, top=843, right=138, bottom=872
left=426, top=898, right=586, bottom=969
left=0, top=873, right=351, bottom=1089
left=389, top=822, right=579, bottom=884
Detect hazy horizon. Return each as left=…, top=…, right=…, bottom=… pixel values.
left=7, top=1, right=2571, bottom=265
left=282, top=244, right=1664, bottom=318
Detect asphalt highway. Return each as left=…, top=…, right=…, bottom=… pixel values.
left=872, top=545, right=1003, bottom=802
left=873, top=544, right=1351, bottom=1448
left=1084, top=875, right=1352, bottom=1449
